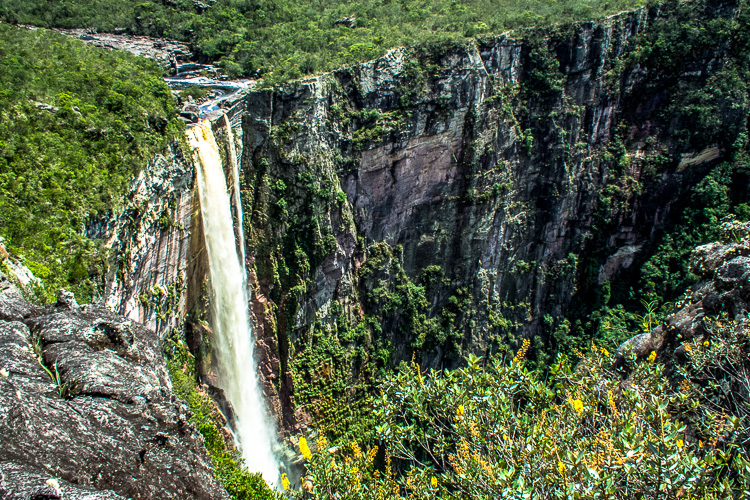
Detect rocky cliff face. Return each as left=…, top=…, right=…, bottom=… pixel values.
left=0, top=283, right=228, bottom=499
left=233, top=1, right=747, bottom=432
left=97, top=142, right=203, bottom=341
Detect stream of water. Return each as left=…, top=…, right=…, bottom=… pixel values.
left=187, top=121, right=280, bottom=485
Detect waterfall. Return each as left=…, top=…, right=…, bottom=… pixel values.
left=187, top=121, right=280, bottom=485
left=222, top=114, right=247, bottom=270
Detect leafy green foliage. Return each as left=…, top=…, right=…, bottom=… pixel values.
left=291, top=338, right=749, bottom=498
left=562, top=0, right=750, bottom=356
left=165, top=335, right=282, bottom=500
left=0, top=24, right=182, bottom=302
left=2, top=0, right=648, bottom=83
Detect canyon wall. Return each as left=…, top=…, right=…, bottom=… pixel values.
left=236, top=2, right=747, bottom=432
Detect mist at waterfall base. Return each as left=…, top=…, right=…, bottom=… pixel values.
left=188, top=122, right=280, bottom=485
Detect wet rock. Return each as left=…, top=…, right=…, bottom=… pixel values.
left=180, top=103, right=201, bottom=123
left=0, top=289, right=230, bottom=499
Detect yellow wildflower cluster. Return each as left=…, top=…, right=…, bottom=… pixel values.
left=447, top=437, right=494, bottom=480
left=514, top=338, right=531, bottom=363
left=648, top=351, right=657, bottom=363
left=573, top=399, right=584, bottom=414
left=352, top=441, right=362, bottom=458
left=299, top=436, right=312, bottom=460
left=350, top=466, right=360, bottom=485
left=317, top=432, right=328, bottom=452
left=607, top=390, right=619, bottom=418
left=707, top=413, right=730, bottom=448
left=281, top=473, right=291, bottom=491
left=680, top=378, right=692, bottom=394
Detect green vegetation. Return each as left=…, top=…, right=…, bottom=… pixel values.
left=2, top=0, right=650, bottom=83
left=291, top=323, right=750, bottom=498
left=165, top=334, right=282, bottom=500
left=559, top=0, right=750, bottom=355
left=0, top=24, right=182, bottom=302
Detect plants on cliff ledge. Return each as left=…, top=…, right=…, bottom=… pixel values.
left=289, top=341, right=749, bottom=498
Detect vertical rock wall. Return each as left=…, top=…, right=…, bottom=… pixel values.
left=236, top=3, right=746, bottom=432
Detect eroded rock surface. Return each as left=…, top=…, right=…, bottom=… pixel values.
left=617, top=237, right=750, bottom=364
left=0, top=287, right=229, bottom=500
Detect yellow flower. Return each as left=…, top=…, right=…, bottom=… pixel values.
left=648, top=351, right=657, bottom=363
left=281, top=473, right=291, bottom=491
left=351, top=466, right=360, bottom=484
left=703, top=340, right=710, bottom=347
left=352, top=442, right=362, bottom=458
left=514, top=338, right=531, bottom=362
left=302, top=478, right=313, bottom=492
left=299, top=436, right=312, bottom=460
left=699, top=440, right=704, bottom=448
left=572, top=399, right=584, bottom=414
left=601, top=347, right=610, bottom=357
left=558, top=461, right=565, bottom=474
left=431, top=476, right=437, bottom=488
left=457, top=404, right=465, bottom=417
left=676, top=439, right=684, bottom=449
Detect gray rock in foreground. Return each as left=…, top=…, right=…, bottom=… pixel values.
left=0, top=288, right=230, bottom=500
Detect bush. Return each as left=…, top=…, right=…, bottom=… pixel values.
left=290, top=339, right=749, bottom=498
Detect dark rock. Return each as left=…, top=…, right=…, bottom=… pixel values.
left=0, top=462, right=124, bottom=499
left=180, top=103, right=201, bottom=123
left=55, top=289, right=79, bottom=311
left=617, top=239, right=750, bottom=368
left=715, top=256, right=750, bottom=292
left=0, top=292, right=230, bottom=499
left=333, top=16, right=356, bottom=28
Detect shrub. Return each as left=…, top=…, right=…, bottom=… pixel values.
left=290, top=339, right=749, bottom=498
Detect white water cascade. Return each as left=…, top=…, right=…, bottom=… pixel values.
left=187, top=121, right=280, bottom=484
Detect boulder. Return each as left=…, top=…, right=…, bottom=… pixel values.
left=0, top=286, right=230, bottom=499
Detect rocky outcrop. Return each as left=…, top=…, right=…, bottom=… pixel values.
left=50, top=28, right=191, bottom=73
left=0, top=285, right=229, bottom=499
left=617, top=227, right=750, bottom=364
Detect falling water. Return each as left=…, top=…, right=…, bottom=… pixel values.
left=187, top=121, right=280, bottom=484
left=222, top=114, right=247, bottom=272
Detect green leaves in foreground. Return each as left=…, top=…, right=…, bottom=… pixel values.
left=291, top=325, right=750, bottom=499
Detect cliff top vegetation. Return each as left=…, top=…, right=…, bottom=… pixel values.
left=0, top=23, right=182, bottom=302
left=1, top=0, right=652, bottom=83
